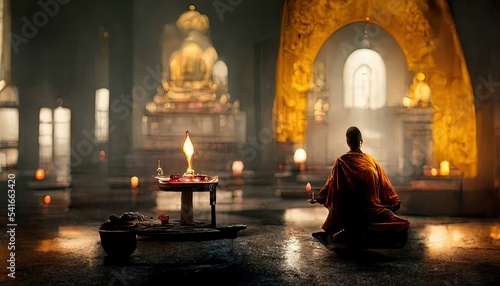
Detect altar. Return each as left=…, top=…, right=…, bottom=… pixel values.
left=99, top=130, right=247, bottom=258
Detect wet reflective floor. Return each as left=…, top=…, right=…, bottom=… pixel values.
left=1, top=174, right=499, bottom=285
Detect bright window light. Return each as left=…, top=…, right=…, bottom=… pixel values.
left=343, top=49, right=387, bottom=110
left=95, top=88, right=109, bottom=142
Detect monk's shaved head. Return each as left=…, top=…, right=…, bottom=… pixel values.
left=346, top=126, right=363, bottom=150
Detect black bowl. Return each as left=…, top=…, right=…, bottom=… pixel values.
left=98, top=230, right=137, bottom=258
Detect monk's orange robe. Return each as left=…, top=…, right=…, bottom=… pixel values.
left=318, top=152, right=409, bottom=234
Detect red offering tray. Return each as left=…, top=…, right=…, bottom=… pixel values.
left=153, top=175, right=218, bottom=191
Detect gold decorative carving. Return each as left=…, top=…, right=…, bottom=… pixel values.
left=274, top=0, right=477, bottom=177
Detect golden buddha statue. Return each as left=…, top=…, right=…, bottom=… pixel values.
left=408, top=72, right=432, bottom=108
left=162, top=6, right=218, bottom=102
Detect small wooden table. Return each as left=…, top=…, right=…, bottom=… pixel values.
left=156, top=176, right=218, bottom=227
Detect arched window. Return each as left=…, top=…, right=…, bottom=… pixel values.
left=343, top=49, right=386, bottom=110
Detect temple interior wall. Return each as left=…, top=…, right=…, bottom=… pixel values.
left=448, top=0, right=499, bottom=202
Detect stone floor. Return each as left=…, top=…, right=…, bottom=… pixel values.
left=0, top=173, right=500, bottom=285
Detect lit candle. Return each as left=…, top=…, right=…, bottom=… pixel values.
left=98, top=150, right=106, bottom=161
left=402, top=96, right=412, bottom=108
left=440, top=160, right=450, bottom=176
left=232, top=160, right=244, bottom=176
left=130, top=176, right=139, bottom=188
left=294, top=148, right=307, bottom=171
left=430, top=168, right=438, bottom=176
left=43, top=195, right=51, bottom=205
left=35, top=168, right=45, bottom=180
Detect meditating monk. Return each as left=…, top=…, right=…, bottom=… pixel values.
left=316, top=126, right=410, bottom=243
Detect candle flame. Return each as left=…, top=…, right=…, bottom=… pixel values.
left=293, top=148, right=307, bottom=164
left=35, top=168, right=46, bottom=180
left=182, top=131, right=194, bottom=173
left=232, top=160, right=244, bottom=176
left=430, top=168, right=438, bottom=176
left=130, top=176, right=139, bottom=188
left=305, top=182, right=312, bottom=192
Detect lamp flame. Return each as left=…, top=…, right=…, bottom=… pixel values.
left=306, top=182, right=314, bottom=200
left=35, top=168, right=46, bottom=180
left=232, top=160, right=244, bottom=176
left=430, top=168, right=438, bottom=176
left=130, top=176, right=139, bottom=188
left=182, top=131, right=194, bottom=175
left=305, top=182, right=312, bottom=192
left=294, top=148, right=307, bottom=171
left=293, top=148, right=307, bottom=164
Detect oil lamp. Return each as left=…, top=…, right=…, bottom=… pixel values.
left=182, top=130, right=195, bottom=177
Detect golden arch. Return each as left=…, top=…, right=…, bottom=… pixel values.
left=273, top=0, right=477, bottom=177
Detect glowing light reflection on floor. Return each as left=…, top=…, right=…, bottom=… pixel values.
left=284, top=207, right=328, bottom=232
left=424, top=223, right=500, bottom=257
left=37, top=226, right=100, bottom=259
left=284, top=236, right=302, bottom=271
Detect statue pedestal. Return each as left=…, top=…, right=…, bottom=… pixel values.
left=393, top=107, right=434, bottom=180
